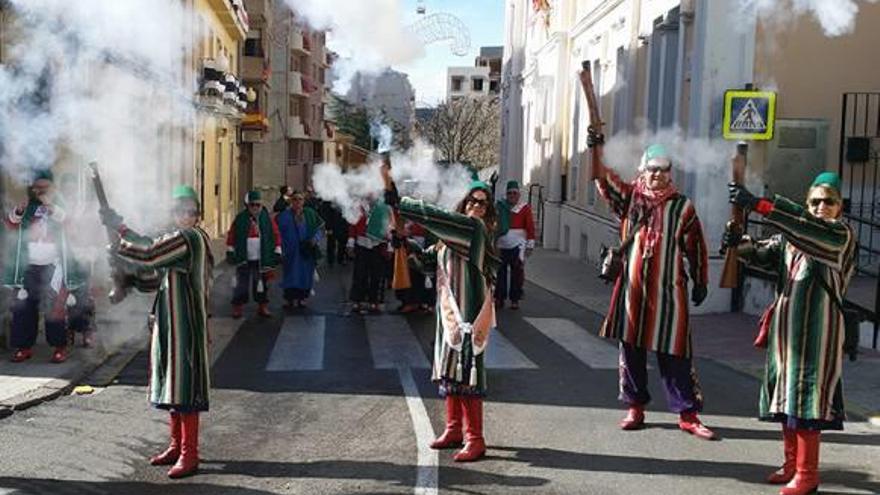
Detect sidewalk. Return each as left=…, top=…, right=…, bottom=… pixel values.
left=0, top=237, right=231, bottom=419
left=524, top=247, right=880, bottom=424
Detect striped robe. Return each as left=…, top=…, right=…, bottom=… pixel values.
left=737, top=196, right=855, bottom=428
left=595, top=171, right=709, bottom=358
left=399, top=198, right=499, bottom=396
left=115, top=226, right=214, bottom=412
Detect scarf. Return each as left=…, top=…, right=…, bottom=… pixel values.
left=630, top=176, right=678, bottom=258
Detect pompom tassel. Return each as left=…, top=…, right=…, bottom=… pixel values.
left=256, top=279, right=265, bottom=293
left=425, top=277, right=433, bottom=289
left=66, top=293, right=77, bottom=307
left=17, top=289, right=28, bottom=300
left=469, top=356, right=478, bottom=387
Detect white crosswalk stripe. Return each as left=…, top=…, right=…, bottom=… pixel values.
left=524, top=317, right=625, bottom=370
left=365, top=315, right=431, bottom=369
left=485, top=330, right=539, bottom=369
left=265, top=315, right=326, bottom=371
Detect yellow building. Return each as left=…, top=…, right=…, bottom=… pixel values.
left=191, top=0, right=249, bottom=238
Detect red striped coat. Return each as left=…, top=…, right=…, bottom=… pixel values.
left=595, top=170, right=708, bottom=358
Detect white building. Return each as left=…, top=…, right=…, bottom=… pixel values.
left=347, top=69, right=416, bottom=145
left=447, top=66, right=492, bottom=99
left=501, top=0, right=880, bottom=315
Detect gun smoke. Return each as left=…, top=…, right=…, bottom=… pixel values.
left=742, top=0, right=878, bottom=37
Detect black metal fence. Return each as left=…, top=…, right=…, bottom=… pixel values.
left=838, top=92, right=880, bottom=349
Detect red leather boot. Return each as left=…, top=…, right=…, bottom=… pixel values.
left=150, top=412, right=181, bottom=465
left=453, top=397, right=486, bottom=462
left=258, top=303, right=272, bottom=317
left=619, top=405, right=645, bottom=430
left=231, top=305, right=244, bottom=319
left=430, top=396, right=463, bottom=449
left=168, top=413, right=200, bottom=478
left=767, top=427, right=797, bottom=484
left=780, top=430, right=820, bottom=495
left=678, top=411, right=717, bottom=440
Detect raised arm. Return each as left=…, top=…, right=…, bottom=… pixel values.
left=115, top=228, right=191, bottom=271
left=593, top=162, right=633, bottom=219
left=398, top=197, right=479, bottom=252
left=763, top=196, right=854, bottom=271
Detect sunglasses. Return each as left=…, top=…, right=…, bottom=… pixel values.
left=645, top=165, right=671, bottom=173
left=467, top=197, right=489, bottom=207
left=175, top=208, right=199, bottom=216
left=248, top=202, right=262, bottom=207
left=808, top=197, right=839, bottom=207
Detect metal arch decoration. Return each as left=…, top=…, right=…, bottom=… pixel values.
left=407, top=13, right=471, bottom=57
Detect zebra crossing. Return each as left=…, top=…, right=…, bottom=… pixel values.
left=262, top=313, right=620, bottom=372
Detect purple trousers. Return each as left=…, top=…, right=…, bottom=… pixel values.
left=618, top=342, right=703, bottom=413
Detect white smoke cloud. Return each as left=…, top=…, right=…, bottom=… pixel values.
left=0, top=0, right=197, bottom=352
left=312, top=140, right=472, bottom=223
left=743, top=0, right=878, bottom=37
left=280, top=0, right=424, bottom=94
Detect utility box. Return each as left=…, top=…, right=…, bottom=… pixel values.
left=764, top=119, right=830, bottom=204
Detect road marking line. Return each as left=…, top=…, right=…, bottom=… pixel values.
left=397, top=365, right=438, bottom=495
left=265, top=316, right=326, bottom=371
left=365, top=315, right=431, bottom=369
left=524, top=317, right=637, bottom=370
left=486, top=331, right=539, bottom=369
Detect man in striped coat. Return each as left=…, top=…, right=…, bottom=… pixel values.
left=100, top=185, right=213, bottom=479
left=591, top=139, right=714, bottom=440
left=726, top=172, right=855, bottom=495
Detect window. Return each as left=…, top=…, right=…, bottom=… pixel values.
left=472, top=77, right=484, bottom=92
left=289, top=96, right=300, bottom=117
left=451, top=76, right=464, bottom=92
left=489, top=80, right=500, bottom=93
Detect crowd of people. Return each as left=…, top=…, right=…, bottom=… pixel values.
left=1, top=147, right=854, bottom=495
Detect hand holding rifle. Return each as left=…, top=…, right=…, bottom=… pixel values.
left=88, top=162, right=134, bottom=304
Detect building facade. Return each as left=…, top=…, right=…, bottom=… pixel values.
left=501, top=0, right=880, bottom=313
left=347, top=69, right=416, bottom=149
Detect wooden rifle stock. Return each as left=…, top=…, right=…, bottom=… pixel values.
left=719, top=143, right=748, bottom=289
left=381, top=153, right=412, bottom=290
left=87, top=162, right=132, bottom=304
left=578, top=61, right=605, bottom=180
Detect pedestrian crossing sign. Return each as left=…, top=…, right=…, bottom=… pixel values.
left=722, top=90, right=776, bottom=140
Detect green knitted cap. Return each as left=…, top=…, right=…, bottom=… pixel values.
left=32, top=169, right=54, bottom=183
left=811, top=171, right=842, bottom=194
left=469, top=180, right=491, bottom=193
left=172, top=185, right=198, bottom=202
left=245, top=190, right=262, bottom=203
left=506, top=180, right=520, bottom=191
left=640, top=143, right=672, bottom=170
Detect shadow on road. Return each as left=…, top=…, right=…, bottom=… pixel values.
left=490, top=445, right=880, bottom=494
left=0, top=476, right=278, bottom=495
left=202, top=458, right=549, bottom=490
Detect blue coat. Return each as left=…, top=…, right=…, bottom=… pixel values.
left=277, top=208, right=323, bottom=291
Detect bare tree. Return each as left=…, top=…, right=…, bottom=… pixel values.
left=416, top=96, right=500, bottom=169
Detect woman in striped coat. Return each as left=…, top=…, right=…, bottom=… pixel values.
left=726, top=172, right=855, bottom=495
left=101, top=185, right=213, bottom=479
left=385, top=178, right=499, bottom=462
left=591, top=141, right=714, bottom=439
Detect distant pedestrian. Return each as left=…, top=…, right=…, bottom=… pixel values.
left=494, top=180, right=535, bottom=310
left=273, top=185, right=293, bottom=214
left=319, top=199, right=349, bottom=267
left=277, top=191, right=324, bottom=308
left=3, top=170, right=86, bottom=363
left=226, top=190, right=281, bottom=318
left=385, top=173, right=500, bottom=463
left=591, top=136, right=714, bottom=440
left=347, top=199, right=391, bottom=314
left=725, top=172, right=855, bottom=495
left=100, top=185, right=213, bottom=479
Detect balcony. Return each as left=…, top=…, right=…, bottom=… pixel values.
left=243, top=0, right=272, bottom=26
left=289, top=72, right=307, bottom=97
left=291, top=27, right=309, bottom=54
left=288, top=116, right=308, bottom=140
left=206, top=0, right=248, bottom=41
left=241, top=55, right=268, bottom=83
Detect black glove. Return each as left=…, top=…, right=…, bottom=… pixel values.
left=391, top=232, right=403, bottom=249
left=99, top=207, right=124, bottom=231
left=728, top=182, right=759, bottom=210
left=587, top=128, right=605, bottom=148
left=384, top=183, right=400, bottom=208
left=721, top=222, right=743, bottom=250
left=691, top=284, right=708, bottom=306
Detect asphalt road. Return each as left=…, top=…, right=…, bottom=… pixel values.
left=0, top=264, right=877, bottom=495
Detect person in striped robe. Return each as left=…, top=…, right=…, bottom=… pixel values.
left=385, top=179, right=500, bottom=463
left=726, top=172, right=855, bottom=495
left=591, top=140, right=714, bottom=439
left=100, top=185, right=213, bottom=479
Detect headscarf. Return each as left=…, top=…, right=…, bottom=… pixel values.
left=630, top=173, right=678, bottom=259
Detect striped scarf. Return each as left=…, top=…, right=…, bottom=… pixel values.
left=631, top=176, right=678, bottom=258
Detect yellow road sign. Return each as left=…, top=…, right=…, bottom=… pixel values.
left=723, top=90, right=777, bottom=141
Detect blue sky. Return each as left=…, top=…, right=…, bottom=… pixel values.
left=394, top=0, right=505, bottom=106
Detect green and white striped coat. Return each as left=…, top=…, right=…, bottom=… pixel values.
left=115, top=226, right=214, bottom=412
left=399, top=198, right=499, bottom=396
left=738, top=196, right=855, bottom=428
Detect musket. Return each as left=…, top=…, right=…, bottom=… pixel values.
left=87, top=162, right=134, bottom=304
left=381, top=152, right=412, bottom=290
left=578, top=60, right=606, bottom=180
left=719, top=143, right=749, bottom=289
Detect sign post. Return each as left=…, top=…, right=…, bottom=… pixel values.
left=722, top=90, right=777, bottom=141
